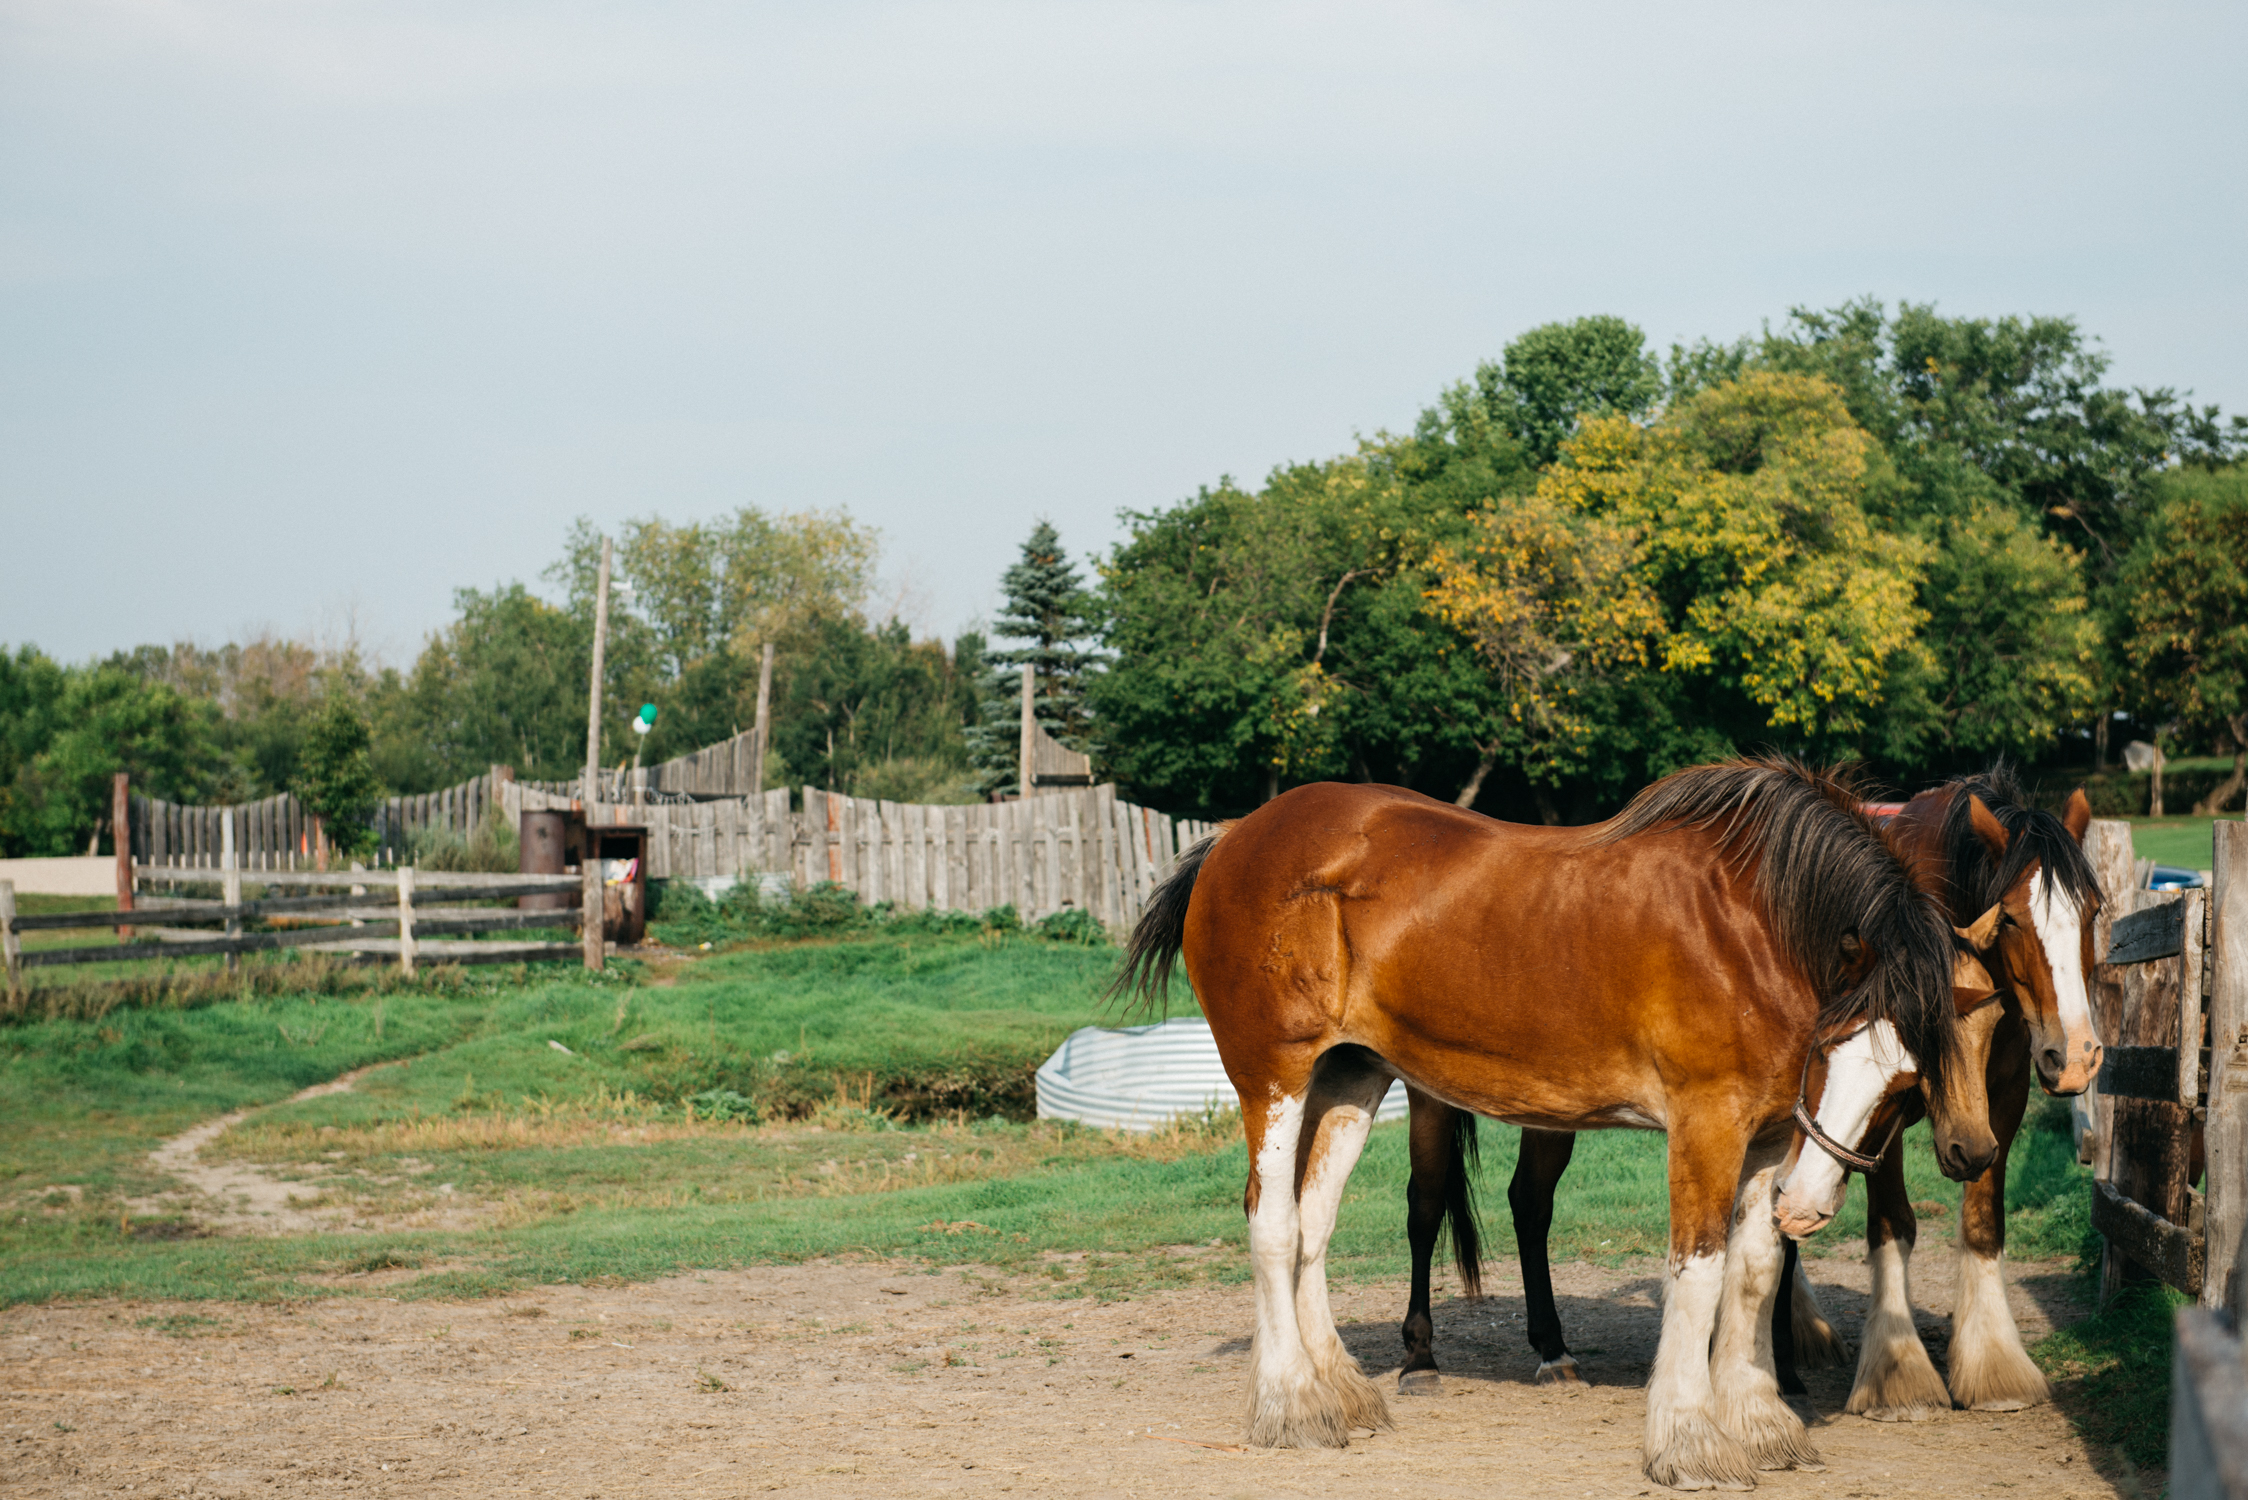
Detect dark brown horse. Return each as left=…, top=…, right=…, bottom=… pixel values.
left=1114, top=760, right=1994, bottom=1490
left=1425, top=772, right=2097, bottom=1415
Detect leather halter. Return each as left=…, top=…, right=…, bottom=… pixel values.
left=1793, top=1029, right=1903, bottom=1175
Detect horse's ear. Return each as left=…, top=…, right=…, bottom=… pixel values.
left=1957, top=903, right=2003, bottom=952
left=1952, top=948, right=1999, bottom=1011
left=1840, top=932, right=1864, bottom=963
left=2063, top=788, right=2092, bottom=842
left=1968, top=795, right=2009, bottom=859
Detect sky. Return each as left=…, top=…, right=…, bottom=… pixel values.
left=4, top=1, right=2244, bottom=669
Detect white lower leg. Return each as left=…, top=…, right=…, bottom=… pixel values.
left=1946, top=1247, right=2047, bottom=1411
left=1845, top=1236, right=1948, bottom=1421
left=1644, top=1252, right=1757, bottom=1491
left=1710, top=1168, right=1819, bottom=1471
left=1789, top=1258, right=1848, bottom=1368
left=1244, top=1094, right=1349, bottom=1448
left=1292, top=1104, right=1390, bottom=1432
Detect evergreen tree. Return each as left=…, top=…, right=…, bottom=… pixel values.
left=967, top=521, right=1101, bottom=793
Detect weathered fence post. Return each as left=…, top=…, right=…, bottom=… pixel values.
left=2203, top=818, right=2248, bottom=1312
left=113, top=772, right=133, bottom=941
left=581, top=535, right=612, bottom=974
left=397, top=865, right=417, bottom=978
left=1019, top=663, right=1036, bottom=800
left=752, top=642, right=774, bottom=799
left=222, top=810, right=241, bottom=975
left=0, top=879, right=20, bottom=1005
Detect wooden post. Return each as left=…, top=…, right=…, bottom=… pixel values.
left=222, top=809, right=241, bottom=975
left=397, top=865, right=417, bottom=978
left=0, top=879, right=20, bottom=1006
left=751, top=642, right=774, bottom=799
left=2202, top=819, right=2248, bottom=1312
left=113, top=772, right=133, bottom=941
left=1019, top=662, right=1036, bottom=800
left=582, top=536, right=612, bottom=973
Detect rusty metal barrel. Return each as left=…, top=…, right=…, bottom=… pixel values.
left=519, top=809, right=574, bottom=912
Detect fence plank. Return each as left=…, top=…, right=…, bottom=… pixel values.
left=2203, top=820, right=2248, bottom=1312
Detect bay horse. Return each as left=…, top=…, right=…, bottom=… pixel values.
left=1113, top=760, right=1995, bottom=1490
left=1423, top=772, right=2097, bottom=1417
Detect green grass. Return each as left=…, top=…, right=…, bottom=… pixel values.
left=2130, top=814, right=2242, bottom=871
left=2032, top=1283, right=2183, bottom=1475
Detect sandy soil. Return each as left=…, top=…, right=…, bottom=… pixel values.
left=3, top=1244, right=2116, bottom=1499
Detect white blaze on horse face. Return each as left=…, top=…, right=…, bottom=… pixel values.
left=1774, top=1021, right=1912, bottom=1238
left=2030, top=874, right=2100, bottom=1093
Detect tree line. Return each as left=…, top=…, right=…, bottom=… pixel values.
left=2, top=297, right=2243, bottom=857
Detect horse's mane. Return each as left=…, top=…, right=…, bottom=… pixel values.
left=1933, top=764, right=2099, bottom=916
left=1582, top=756, right=1956, bottom=1090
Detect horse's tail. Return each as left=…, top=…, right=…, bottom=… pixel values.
left=1107, top=829, right=1224, bottom=1018
left=1446, top=1109, right=1484, bottom=1298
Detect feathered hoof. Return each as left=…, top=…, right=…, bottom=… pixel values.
left=1536, top=1355, right=1585, bottom=1386
left=1791, top=1301, right=1851, bottom=1370
left=1326, top=1356, right=1395, bottom=1432
left=1398, top=1368, right=1443, bottom=1396
left=1718, top=1388, right=1824, bottom=1473
left=1848, top=1334, right=1949, bottom=1423
left=1947, top=1344, right=2050, bottom=1413
left=1644, top=1412, right=1759, bottom=1492
left=1245, top=1377, right=1355, bottom=1449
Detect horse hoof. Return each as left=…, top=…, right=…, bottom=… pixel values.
left=1535, top=1356, right=1583, bottom=1386
left=1398, top=1369, right=1442, bottom=1396
left=1970, top=1398, right=2030, bottom=1413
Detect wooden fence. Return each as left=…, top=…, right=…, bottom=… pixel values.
left=130, top=769, right=517, bottom=873
left=507, top=781, right=1214, bottom=930
left=2084, top=818, right=2243, bottom=1308
left=0, top=867, right=585, bottom=1004
left=124, top=764, right=1215, bottom=932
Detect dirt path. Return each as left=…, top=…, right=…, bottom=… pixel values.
left=2, top=1249, right=2117, bottom=1498
left=130, top=1064, right=400, bottom=1235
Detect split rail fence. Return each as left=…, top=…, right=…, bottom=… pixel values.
left=0, top=868, right=585, bottom=1004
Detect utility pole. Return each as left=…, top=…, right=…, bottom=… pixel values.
left=581, top=536, right=612, bottom=973
left=751, top=641, right=774, bottom=798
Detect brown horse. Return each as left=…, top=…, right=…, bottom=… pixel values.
left=1836, top=773, right=2099, bottom=1418
left=1114, top=760, right=1994, bottom=1490
left=1434, top=772, right=2097, bottom=1415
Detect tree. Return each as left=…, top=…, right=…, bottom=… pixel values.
left=1875, top=503, right=2100, bottom=769
left=1544, top=373, right=1932, bottom=754
left=1424, top=492, right=1663, bottom=805
left=295, top=694, right=382, bottom=856
left=969, top=521, right=1103, bottom=794
left=2116, top=467, right=2248, bottom=812
left=0, top=666, right=222, bottom=856
left=397, top=584, right=596, bottom=785
left=1458, top=315, right=1664, bottom=469
left=773, top=616, right=979, bottom=801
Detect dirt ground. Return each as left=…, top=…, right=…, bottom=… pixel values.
left=3, top=1244, right=2116, bottom=1499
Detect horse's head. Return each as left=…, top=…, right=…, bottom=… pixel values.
left=1774, top=916, right=2005, bottom=1238
left=1963, top=788, right=2103, bottom=1095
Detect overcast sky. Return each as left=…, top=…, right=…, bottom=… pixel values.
left=4, top=1, right=2243, bottom=668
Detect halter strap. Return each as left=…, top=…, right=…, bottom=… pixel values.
left=1793, top=1032, right=1903, bottom=1175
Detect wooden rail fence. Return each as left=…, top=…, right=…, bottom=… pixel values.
left=0, top=868, right=585, bottom=1003
left=2086, top=818, right=2248, bottom=1496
